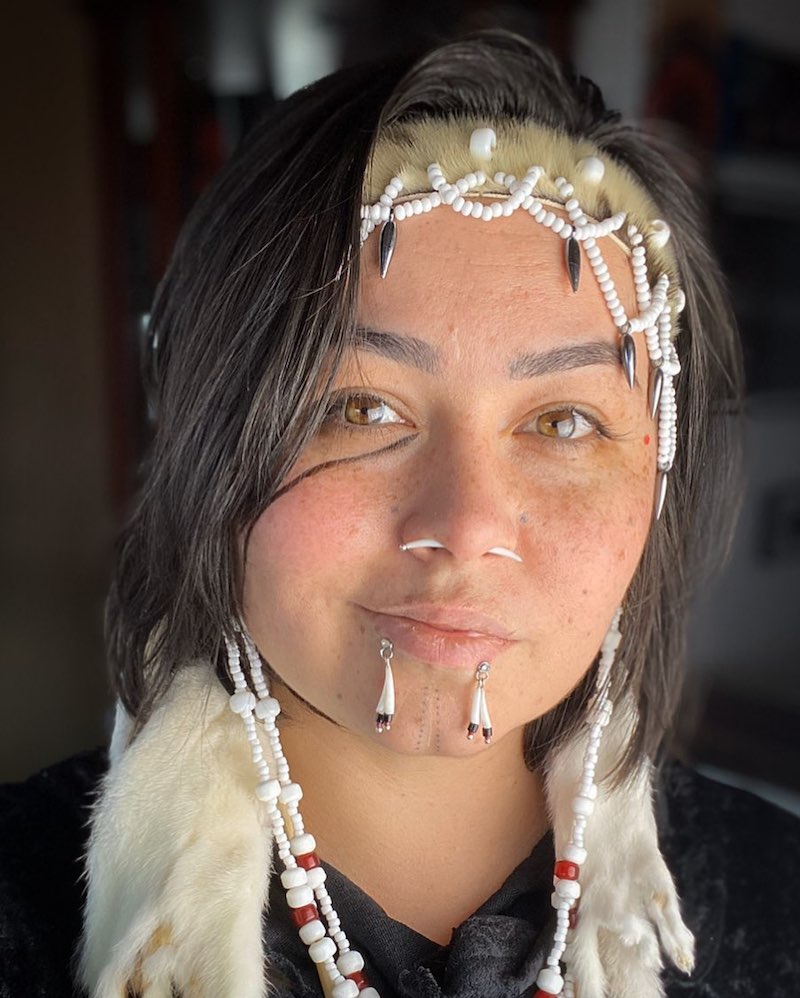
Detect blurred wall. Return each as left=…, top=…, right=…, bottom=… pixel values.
left=0, top=1, right=112, bottom=780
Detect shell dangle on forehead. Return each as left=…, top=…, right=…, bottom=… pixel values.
left=360, top=123, right=684, bottom=520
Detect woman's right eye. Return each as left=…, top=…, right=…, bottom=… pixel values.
left=324, top=392, right=407, bottom=428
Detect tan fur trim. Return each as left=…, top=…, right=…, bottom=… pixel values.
left=364, top=117, right=682, bottom=317
left=79, top=664, right=273, bottom=998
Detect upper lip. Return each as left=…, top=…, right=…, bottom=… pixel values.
left=366, top=602, right=517, bottom=640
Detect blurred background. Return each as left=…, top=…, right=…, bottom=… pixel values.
left=1, top=0, right=799, bottom=808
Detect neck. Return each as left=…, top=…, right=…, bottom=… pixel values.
left=277, top=686, right=548, bottom=944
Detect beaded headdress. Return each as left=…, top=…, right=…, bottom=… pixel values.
left=361, top=119, right=684, bottom=518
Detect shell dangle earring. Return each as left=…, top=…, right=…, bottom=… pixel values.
left=375, top=638, right=395, bottom=732
left=467, top=661, right=493, bottom=744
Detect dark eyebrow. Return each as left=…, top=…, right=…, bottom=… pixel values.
left=353, top=328, right=623, bottom=382
left=354, top=327, right=441, bottom=375
left=509, top=341, right=622, bottom=379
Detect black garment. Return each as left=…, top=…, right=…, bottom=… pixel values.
left=264, top=834, right=555, bottom=998
left=1, top=750, right=799, bottom=997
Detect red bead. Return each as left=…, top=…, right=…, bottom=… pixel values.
left=568, top=906, right=579, bottom=929
left=347, top=970, right=369, bottom=990
left=296, top=851, right=321, bottom=870
left=533, top=990, right=557, bottom=997
left=289, top=903, right=319, bottom=927
left=554, top=860, right=580, bottom=880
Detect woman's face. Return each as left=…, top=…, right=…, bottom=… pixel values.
left=243, top=206, right=657, bottom=755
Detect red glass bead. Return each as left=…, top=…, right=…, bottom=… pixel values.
left=289, top=903, right=318, bottom=927
left=347, top=970, right=369, bottom=990
left=296, top=851, right=321, bottom=870
left=533, top=990, right=557, bottom=997
left=554, top=860, right=580, bottom=880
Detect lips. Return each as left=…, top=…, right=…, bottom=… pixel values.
left=362, top=603, right=517, bottom=669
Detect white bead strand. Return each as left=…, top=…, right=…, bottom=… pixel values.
left=536, top=609, right=622, bottom=998
left=230, top=631, right=379, bottom=998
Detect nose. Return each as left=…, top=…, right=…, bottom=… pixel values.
left=398, top=438, right=522, bottom=564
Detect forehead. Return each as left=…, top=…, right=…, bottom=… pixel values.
left=357, top=206, right=636, bottom=353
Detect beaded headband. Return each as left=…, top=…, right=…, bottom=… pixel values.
left=360, top=119, right=684, bottom=518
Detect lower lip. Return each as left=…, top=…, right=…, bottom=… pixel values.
left=364, top=610, right=514, bottom=669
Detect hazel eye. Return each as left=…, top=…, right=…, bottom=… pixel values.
left=340, top=393, right=405, bottom=426
left=535, top=408, right=595, bottom=439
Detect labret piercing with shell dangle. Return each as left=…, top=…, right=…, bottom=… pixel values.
left=467, top=661, right=493, bottom=744
left=374, top=638, right=395, bottom=732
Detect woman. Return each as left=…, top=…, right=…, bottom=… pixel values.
left=3, top=30, right=798, bottom=998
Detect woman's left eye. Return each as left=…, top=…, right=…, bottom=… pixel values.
left=526, top=407, right=598, bottom=440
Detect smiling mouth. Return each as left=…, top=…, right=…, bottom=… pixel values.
left=361, top=606, right=516, bottom=669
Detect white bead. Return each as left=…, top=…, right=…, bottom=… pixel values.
left=442, top=187, right=457, bottom=205
left=229, top=690, right=255, bottom=715
left=555, top=878, right=581, bottom=900
left=452, top=195, right=465, bottom=212
left=280, top=867, right=307, bottom=889
left=421, top=196, right=432, bottom=212
left=491, top=202, right=502, bottom=218
left=456, top=178, right=469, bottom=194
left=579, top=782, right=598, bottom=800
left=286, top=884, right=314, bottom=908
left=469, top=127, right=497, bottom=160
left=394, top=204, right=406, bottom=221
left=461, top=201, right=474, bottom=217
left=290, top=833, right=317, bottom=856
left=306, top=865, right=327, bottom=889
left=494, top=171, right=506, bottom=184
left=299, top=919, right=326, bottom=944
left=361, top=990, right=381, bottom=998
left=576, top=155, right=605, bottom=183
left=279, top=782, right=303, bottom=804
left=255, top=779, right=281, bottom=802
left=481, top=204, right=493, bottom=221
left=369, top=204, right=381, bottom=222
left=308, top=936, right=337, bottom=964
left=550, top=891, right=573, bottom=910
left=332, top=982, right=359, bottom=998
left=337, top=950, right=365, bottom=975
left=563, top=844, right=587, bottom=864
left=650, top=219, right=671, bottom=248
left=254, top=697, right=280, bottom=720
left=537, top=967, right=564, bottom=993
left=573, top=795, right=595, bottom=816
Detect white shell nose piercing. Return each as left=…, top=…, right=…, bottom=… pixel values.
left=486, top=546, right=523, bottom=563
left=400, top=539, right=522, bottom=562
left=399, top=539, right=447, bottom=552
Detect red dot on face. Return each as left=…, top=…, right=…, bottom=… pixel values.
left=644, top=434, right=650, bottom=445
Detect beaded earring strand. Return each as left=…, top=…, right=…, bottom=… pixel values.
left=534, top=607, right=622, bottom=998
left=225, top=631, right=379, bottom=998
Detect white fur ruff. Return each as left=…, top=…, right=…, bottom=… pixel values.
left=79, top=664, right=693, bottom=998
